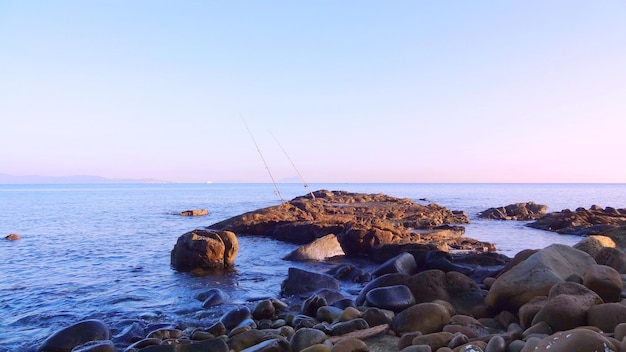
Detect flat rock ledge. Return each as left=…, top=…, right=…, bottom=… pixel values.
left=209, top=190, right=495, bottom=259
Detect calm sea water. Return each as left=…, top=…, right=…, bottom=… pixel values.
left=1, top=183, right=625, bottom=351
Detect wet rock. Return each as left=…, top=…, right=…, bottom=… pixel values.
left=365, top=285, right=415, bottom=312
left=197, top=288, right=229, bottom=308
left=220, top=306, right=252, bottom=330
left=478, top=202, right=547, bottom=221
left=355, top=273, right=409, bottom=306
left=532, top=328, right=617, bottom=352
left=112, top=320, right=145, bottom=345
left=284, top=234, right=345, bottom=261
left=170, top=229, right=239, bottom=271
left=38, top=319, right=110, bottom=352
left=582, top=264, right=623, bottom=302
left=391, top=302, right=451, bottom=335
left=326, top=264, right=371, bottom=283
left=281, top=268, right=340, bottom=296
left=485, top=244, right=595, bottom=312
left=371, top=252, right=417, bottom=278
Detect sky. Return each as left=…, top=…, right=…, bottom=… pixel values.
left=1, top=1, right=625, bottom=183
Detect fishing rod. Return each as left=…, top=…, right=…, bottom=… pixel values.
left=270, top=132, right=315, bottom=199
left=241, top=117, right=285, bottom=203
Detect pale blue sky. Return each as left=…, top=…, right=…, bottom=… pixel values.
left=1, top=1, right=625, bottom=183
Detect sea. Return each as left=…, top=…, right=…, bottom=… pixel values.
left=1, top=183, right=626, bottom=351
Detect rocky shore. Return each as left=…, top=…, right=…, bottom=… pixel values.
left=35, top=191, right=626, bottom=352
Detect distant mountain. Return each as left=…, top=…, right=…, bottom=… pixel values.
left=0, top=173, right=168, bottom=184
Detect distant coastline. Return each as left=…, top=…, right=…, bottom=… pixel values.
left=0, top=173, right=168, bottom=184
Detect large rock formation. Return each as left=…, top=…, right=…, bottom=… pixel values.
left=478, top=202, right=548, bottom=220
left=527, top=205, right=626, bottom=238
left=171, top=229, right=239, bottom=272
left=209, top=190, right=493, bottom=259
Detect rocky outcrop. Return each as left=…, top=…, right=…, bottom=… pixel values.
left=170, top=229, right=238, bottom=272
left=5, top=233, right=20, bottom=240
left=209, top=190, right=493, bottom=258
left=528, top=205, right=626, bottom=237
left=179, top=209, right=209, bottom=216
left=478, top=202, right=548, bottom=220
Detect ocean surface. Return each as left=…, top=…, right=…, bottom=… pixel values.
left=2, top=183, right=626, bottom=351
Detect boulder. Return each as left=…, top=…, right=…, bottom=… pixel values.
left=594, top=247, right=626, bottom=273
left=532, top=328, right=617, bottom=352
left=355, top=273, right=410, bottom=306
left=170, top=230, right=239, bottom=272
left=587, top=303, right=626, bottom=333
left=390, top=302, right=451, bottom=335
left=365, top=285, right=416, bottom=312
left=478, top=202, right=548, bottom=220
left=283, top=234, right=345, bottom=261
left=371, top=252, right=418, bottom=278
left=406, top=269, right=486, bottom=316
left=573, top=235, right=616, bottom=257
left=485, top=244, right=596, bottom=312
left=530, top=282, right=603, bottom=332
left=281, top=267, right=340, bottom=296
left=583, top=264, right=623, bottom=302
left=37, top=319, right=110, bottom=352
